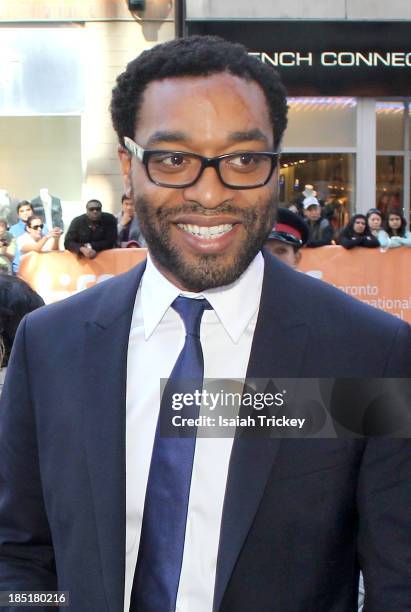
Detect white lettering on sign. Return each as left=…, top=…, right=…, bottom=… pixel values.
left=320, top=51, right=411, bottom=67
left=250, top=51, right=313, bottom=67
left=250, top=51, right=411, bottom=68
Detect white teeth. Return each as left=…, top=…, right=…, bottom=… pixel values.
left=177, top=223, right=233, bottom=239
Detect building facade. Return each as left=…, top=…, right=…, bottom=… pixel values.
left=186, top=0, right=411, bottom=227
left=1, top=0, right=410, bottom=227
left=0, top=0, right=174, bottom=224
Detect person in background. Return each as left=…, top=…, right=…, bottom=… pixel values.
left=0, top=275, right=44, bottom=390
left=366, top=208, right=388, bottom=248
left=366, top=208, right=383, bottom=236
left=117, top=193, right=146, bottom=247
left=379, top=210, right=411, bottom=249
left=265, top=207, right=308, bottom=269
left=339, top=214, right=379, bottom=249
left=0, top=220, right=16, bottom=275
left=303, top=196, right=333, bottom=247
left=17, top=215, right=61, bottom=258
left=9, top=201, right=35, bottom=239
left=64, top=199, right=117, bottom=259
left=117, top=193, right=136, bottom=244
left=9, top=201, right=48, bottom=273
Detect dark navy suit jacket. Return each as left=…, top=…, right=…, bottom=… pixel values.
left=0, top=252, right=410, bottom=611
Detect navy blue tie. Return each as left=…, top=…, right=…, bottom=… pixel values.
left=130, top=296, right=212, bottom=612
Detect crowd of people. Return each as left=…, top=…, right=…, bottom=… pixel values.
left=1, top=35, right=409, bottom=612
left=283, top=188, right=411, bottom=253
left=0, top=194, right=149, bottom=277
left=0, top=188, right=409, bottom=286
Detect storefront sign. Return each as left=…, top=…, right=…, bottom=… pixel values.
left=186, top=21, right=411, bottom=95
left=19, top=247, right=411, bottom=324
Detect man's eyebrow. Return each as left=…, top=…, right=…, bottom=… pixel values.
left=145, top=131, right=188, bottom=147
left=144, top=129, right=271, bottom=149
left=227, top=129, right=271, bottom=147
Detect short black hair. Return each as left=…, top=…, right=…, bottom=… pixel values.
left=17, top=200, right=33, bottom=213
left=111, top=35, right=288, bottom=151
left=86, top=199, right=102, bottom=209
left=121, top=193, right=132, bottom=203
left=0, top=275, right=44, bottom=367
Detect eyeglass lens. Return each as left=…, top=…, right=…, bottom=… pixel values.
left=147, top=152, right=275, bottom=187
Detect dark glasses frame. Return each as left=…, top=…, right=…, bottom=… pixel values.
left=123, top=136, right=280, bottom=190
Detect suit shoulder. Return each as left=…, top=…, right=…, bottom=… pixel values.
left=25, top=264, right=144, bottom=331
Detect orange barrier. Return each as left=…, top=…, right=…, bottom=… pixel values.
left=300, top=246, right=411, bottom=323
left=18, top=249, right=147, bottom=304
left=19, top=246, right=411, bottom=323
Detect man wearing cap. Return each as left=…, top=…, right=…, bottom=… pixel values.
left=1, top=35, right=411, bottom=612
left=265, top=207, right=308, bottom=268
left=303, top=195, right=334, bottom=247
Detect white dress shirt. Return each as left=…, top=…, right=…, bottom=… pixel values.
left=125, top=252, right=264, bottom=612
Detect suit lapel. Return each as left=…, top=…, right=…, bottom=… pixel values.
left=82, top=262, right=146, bottom=612
left=213, top=252, right=309, bottom=611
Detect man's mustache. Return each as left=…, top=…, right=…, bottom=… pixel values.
left=136, top=199, right=260, bottom=222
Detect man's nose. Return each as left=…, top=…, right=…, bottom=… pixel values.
left=182, top=165, right=233, bottom=209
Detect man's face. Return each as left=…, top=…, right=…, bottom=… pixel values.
left=265, top=240, right=301, bottom=269
left=86, top=203, right=102, bottom=222
left=304, top=206, right=321, bottom=221
left=119, top=73, right=278, bottom=292
left=18, top=205, right=33, bottom=222
left=353, top=218, right=366, bottom=234
left=27, top=218, right=43, bottom=240
left=122, top=198, right=135, bottom=217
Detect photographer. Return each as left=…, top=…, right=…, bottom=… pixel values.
left=0, top=219, right=16, bottom=275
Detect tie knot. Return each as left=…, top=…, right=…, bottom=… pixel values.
left=171, top=296, right=212, bottom=337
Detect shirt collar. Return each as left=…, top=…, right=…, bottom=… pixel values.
left=141, top=251, right=264, bottom=343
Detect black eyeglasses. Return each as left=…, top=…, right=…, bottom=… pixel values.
left=30, top=224, right=44, bottom=230
left=123, top=136, right=279, bottom=189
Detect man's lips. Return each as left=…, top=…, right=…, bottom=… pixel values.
left=171, top=214, right=241, bottom=227
left=172, top=217, right=242, bottom=253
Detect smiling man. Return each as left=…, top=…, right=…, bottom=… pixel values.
left=0, top=36, right=410, bottom=612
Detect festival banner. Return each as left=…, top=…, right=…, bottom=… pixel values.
left=18, top=246, right=411, bottom=323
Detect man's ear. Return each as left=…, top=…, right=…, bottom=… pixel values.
left=118, top=145, right=132, bottom=197
left=294, top=249, right=302, bottom=268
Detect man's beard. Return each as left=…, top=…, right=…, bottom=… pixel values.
left=134, top=195, right=276, bottom=292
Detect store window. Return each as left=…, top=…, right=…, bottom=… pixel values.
left=376, top=156, right=404, bottom=216
left=376, top=101, right=404, bottom=151
left=376, top=101, right=407, bottom=217
left=279, top=153, right=354, bottom=229
left=0, top=27, right=84, bottom=226
left=281, top=98, right=356, bottom=226
left=284, top=97, right=356, bottom=148
left=0, top=116, right=82, bottom=203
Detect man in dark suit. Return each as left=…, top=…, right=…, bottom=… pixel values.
left=0, top=36, right=410, bottom=612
